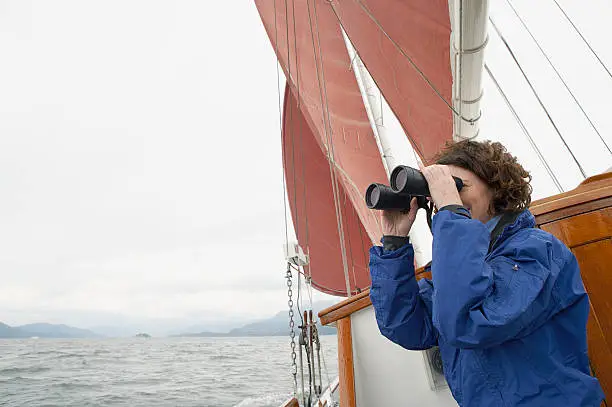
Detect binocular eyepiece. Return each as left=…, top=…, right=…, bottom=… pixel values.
left=365, top=165, right=464, bottom=211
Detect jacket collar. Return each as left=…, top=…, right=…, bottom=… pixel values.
left=488, top=209, right=535, bottom=253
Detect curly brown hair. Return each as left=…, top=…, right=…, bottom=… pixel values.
left=434, top=140, right=533, bottom=214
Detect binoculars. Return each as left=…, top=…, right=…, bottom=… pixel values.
left=365, top=165, right=464, bottom=211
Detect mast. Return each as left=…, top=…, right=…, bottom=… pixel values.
left=342, top=28, right=432, bottom=267
left=449, top=0, right=489, bottom=141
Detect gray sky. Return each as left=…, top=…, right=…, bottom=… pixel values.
left=0, top=1, right=302, bottom=327
left=482, top=0, right=612, bottom=196
left=0, top=0, right=610, bottom=328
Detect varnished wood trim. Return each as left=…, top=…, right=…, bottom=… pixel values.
left=337, top=318, right=356, bottom=407
left=580, top=172, right=612, bottom=185
left=280, top=397, right=299, bottom=407
left=587, top=304, right=612, bottom=406
left=534, top=197, right=612, bottom=225
left=531, top=173, right=611, bottom=208
left=319, top=290, right=371, bottom=326
left=531, top=185, right=612, bottom=217
left=539, top=208, right=611, bottom=248
left=319, top=289, right=370, bottom=318
left=318, top=266, right=430, bottom=325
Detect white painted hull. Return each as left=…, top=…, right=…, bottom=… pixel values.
left=351, top=306, right=458, bottom=407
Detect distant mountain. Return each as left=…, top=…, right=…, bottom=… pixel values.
left=0, top=322, right=25, bottom=338
left=177, top=331, right=228, bottom=338
left=0, top=322, right=101, bottom=338
left=174, top=301, right=337, bottom=337
left=229, top=310, right=336, bottom=337
left=19, top=323, right=101, bottom=338
left=169, top=319, right=248, bottom=335
left=1, top=301, right=339, bottom=339
left=88, top=316, right=251, bottom=337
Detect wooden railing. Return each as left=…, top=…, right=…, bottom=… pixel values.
left=318, top=265, right=430, bottom=326
left=280, top=397, right=299, bottom=407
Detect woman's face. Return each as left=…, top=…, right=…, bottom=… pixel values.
left=447, top=165, right=494, bottom=223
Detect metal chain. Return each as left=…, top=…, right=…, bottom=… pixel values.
left=286, top=263, right=298, bottom=395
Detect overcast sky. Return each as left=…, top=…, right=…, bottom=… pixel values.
left=0, top=1, right=610, bottom=328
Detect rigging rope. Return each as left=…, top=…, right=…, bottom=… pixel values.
left=308, top=311, right=317, bottom=400
left=346, top=0, right=477, bottom=126
left=293, top=262, right=333, bottom=403
left=344, top=194, right=359, bottom=292
left=296, top=264, right=304, bottom=326
left=295, top=264, right=308, bottom=404
left=302, top=311, right=314, bottom=405
left=289, top=262, right=350, bottom=296
left=273, top=0, right=290, bottom=253
left=550, top=0, right=612, bottom=82
left=285, top=0, right=300, bottom=244
left=312, top=323, right=323, bottom=398
left=356, top=216, right=369, bottom=290
left=503, top=0, right=612, bottom=156
left=329, top=8, right=418, bottom=161
left=332, top=1, right=607, bottom=176
left=307, top=0, right=353, bottom=296
left=298, top=326, right=307, bottom=406
left=485, top=64, right=564, bottom=193
left=327, top=1, right=469, bottom=160
left=489, top=18, right=588, bottom=179
left=289, top=240, right=338, bottom=403
left=276, top=0, right=305, bottom=400
left=283, top=3, right=316, bottom=403
left=319, top=337, right=333, bottom=401
left=292, top=0, right=311, bottom=284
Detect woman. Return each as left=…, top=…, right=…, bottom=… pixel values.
left=369, top=140, right=604, bottom=406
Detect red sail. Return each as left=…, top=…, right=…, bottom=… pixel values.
left=283, top=85, right=371, bottom=295
left=329, top=0, right=454, bottom=162
left=256, top=0, right=390, bottom=295
left=255, top=0, right=453, bottom=295
left=254, top=0, right=387, bottom=238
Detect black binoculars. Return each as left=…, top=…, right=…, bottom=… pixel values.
left=365, top=165, right=464, bottom=211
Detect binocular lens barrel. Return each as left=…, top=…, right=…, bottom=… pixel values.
left=365, top=183, right=412, bottom=210
left=365, top=166, right=464, bottom=212
left=390, top=165, right=464, bottom=195
left=390, top=166, right=430, bottom=196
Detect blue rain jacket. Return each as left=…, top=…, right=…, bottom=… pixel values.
left=369, top=209, right=604, bottom=407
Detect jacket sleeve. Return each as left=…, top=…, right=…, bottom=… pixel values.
left=369, top=243, right=438, bottom=350
left=431, top=210, right=585, bottom=349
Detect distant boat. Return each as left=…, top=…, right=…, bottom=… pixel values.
left=135, top=333, right=151, bottom=338
left=29, top=336, right=39, bottom=340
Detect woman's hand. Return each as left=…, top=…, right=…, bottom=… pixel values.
left=381, top=197, right=418, bottom=236
left=418, top=163, right=463, bottom=209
